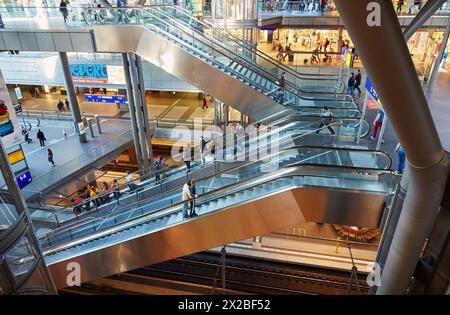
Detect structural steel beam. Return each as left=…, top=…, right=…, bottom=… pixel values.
left=334, top=0, right=448, bottom=294
left=404, top=0, right=448, bottom=42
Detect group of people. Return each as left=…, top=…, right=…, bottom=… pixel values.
left=57, top=99, right=70, bottom=111
left=276, top=43, right=294, bottom=62
left=182, top=179, right=198, bottom=218
left=396, top=0, right=423, bottom=15
left=71, top=181, right=121, bottom=214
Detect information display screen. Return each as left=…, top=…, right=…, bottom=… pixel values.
left=85, top=94, right=126, bottom=104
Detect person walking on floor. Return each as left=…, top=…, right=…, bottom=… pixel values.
left=182, top=180, right=192, bottom=218
left=394, top=142, right=406, bottom=174
left=347, top=72, right=356, bottom=96
left=37, top=129, right=46, bottom=146
left=354, top=69, right=362, bottom=95
left=47, top=148, right=55, bottom=167
left=64, top=98, right=70, bottom=111
left=189, top=179, right=198, bottom=217
left=371, top=108, right=385, bottom=141
left=59, top=0, right=69, bottom=23
left=316, top=106, right=335, bottom=134
left=202, top=94, right=208, bottom=109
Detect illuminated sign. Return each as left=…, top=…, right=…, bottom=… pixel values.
left=85, top=94, right=126, bottom=104
left=0, top=70, right=23, bottom=149
left=70, top=64, right=108, bottom=84
left=365, top=76, right=383, bottom=107
left=16, top=170, right=32, bottom=189
left=8, top=148, right=25, bottom=165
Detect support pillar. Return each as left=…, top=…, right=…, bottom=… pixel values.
left=135, top=55, right=154, bottom=167
left=128, top=53, right=150, bottom=171
left=121, top=53, right=143, bottom=169
left=223, top=104, right=229, bottom=160
left=404, top=0, right=448, bottom=41
left=333, top=0, right=448, bottom=294
left=214, top=98, right=222, bottom=127
left=429, top=18, right=450, bottom=86
left=58, top=51, right=87, bottom=143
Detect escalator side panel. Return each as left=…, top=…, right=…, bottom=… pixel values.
left=47, top=190, right=306, bottom=289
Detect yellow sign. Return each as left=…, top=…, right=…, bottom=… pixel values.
left=345, top=52, right=352, bottom=68
left=8, top=149, right=24, bottom=165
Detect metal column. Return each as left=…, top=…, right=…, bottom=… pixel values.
left=135, top=55, right=154, bottom=167
left=404, top=0, right=448, bottom=41
left=122, top=53, right=143, bottom=169
left=128, top=53, right=150, bottom=171
left=58, top=52, right=87, bottom=143
left=0, top=140, right=57, bottom=294
left=333, top=0, right=448, bottom=294
left=429, top=18, right=450, bottom=86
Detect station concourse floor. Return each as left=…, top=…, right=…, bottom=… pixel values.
left=1, top=118, right=133, bottom=201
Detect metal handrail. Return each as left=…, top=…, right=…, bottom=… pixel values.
left=155, top=5, right=345, bottom=82
left=128, top=6, right=353, bottom=101
left=84, top=7, right=356, bottom=107
left=43, top=162, right=396, bottom=258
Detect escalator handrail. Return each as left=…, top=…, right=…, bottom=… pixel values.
left=145, top=6, right=352, bottom=99
left=156, top=5, right=344, bottom=83
left=85, top=7, right=356, bottom=107
left=40, top=143, right=391, bottom=246
left=43, top=162, right=396, bottom=259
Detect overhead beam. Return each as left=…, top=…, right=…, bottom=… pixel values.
left=404, top=0, right=448, bottom=41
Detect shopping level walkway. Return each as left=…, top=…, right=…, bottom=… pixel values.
left=1, top=118, right=133, bottom=201
left=21, top=91, right=229, bottom=123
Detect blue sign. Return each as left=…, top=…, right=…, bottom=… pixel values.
left=70, top=64, right=108, bottom=83
left=365, top=76, right=382, bottom=106
left=16, top=170, right=32, bottom=189
left=85, top=94, right=126, bottom=104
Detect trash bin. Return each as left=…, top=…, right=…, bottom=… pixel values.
left=288, top=54, right=294, bottom=62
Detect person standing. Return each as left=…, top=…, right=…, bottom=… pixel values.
left=202, top=94, right=208, bottom=109
left=394, top=142, right=406, bottom=174
left=347, top=72, right=356, bottom=96
left=37, top=129, right=46, bottom=146
left=354, top=69, right=362, bottom=95
left=183, top=143, right=191, bottom=172
left=275, top=72, right=286, bottom=103
left=64, top=98, right=70, bottom=111
left=182, top=180, right=192, bottom=218
left=59, top=0, right=68, bottom=23
left=48, top=148, right=55, bottom=167
left=125, top=170, right=136, bottom=191
left=316, top=106, right=335, bottom=134
left=442, top=50, right=448, bottom=68
left=371, top=108, right=385, bottom=141
left=189, top=179, right=198, bottom=217
left=110, top=179, right=121, bottom=202
left=154, top=157, right=162, bottom=185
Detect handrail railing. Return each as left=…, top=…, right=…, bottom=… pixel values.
left=83, top=7, right=357, bottom=109
left=38, top=142, right=391, bottom=245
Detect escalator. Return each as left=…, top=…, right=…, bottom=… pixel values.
left=38, top=145, right=397, bottom=288
left=85, top=7, right=357, bottom=122
left=30, top=114, right=371, bottom=227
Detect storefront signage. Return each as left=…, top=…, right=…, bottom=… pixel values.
left=85, top=94, right=126, bottom=104
left=365, top=76, right=383, bottom=107
left=70, top=64, right=108, bottom=84
left=16, top=170, right=32, bottom=189
left=70, top=64, right=126, bottom=85
left=0, top=70, right=23, bottom=149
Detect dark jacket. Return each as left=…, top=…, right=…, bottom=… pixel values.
left=37, top=130, right=46, bottom=140
left=355, top=72, right=362, bottom=85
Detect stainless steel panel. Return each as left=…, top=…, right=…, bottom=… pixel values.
left=1, top=32, right=22, bottom=50
left=35, top=33, right=56, bottom=51
left=291, top=187, right=385, bottom=228
left=93, top=25, right=289, bottom=122
left=47, top=191, right=306, bottom=289
left=69, top=33, right=95, bottom=52
left=18, top=32, right=39, bottom=51
left=52, top=33, right=73, bottom=52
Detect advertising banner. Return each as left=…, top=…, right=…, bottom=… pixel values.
left=365, top=76, right=383, bottom=107
left=70, top=64, right=126, bottom=85
left=0, top=70, right=23, bottom=149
